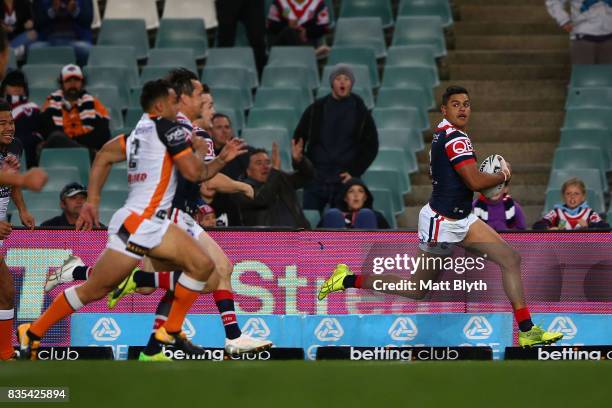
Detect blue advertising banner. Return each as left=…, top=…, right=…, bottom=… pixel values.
left=71, top=313, right=513, bottom=360
left=532, top=313, right=612, bottom=346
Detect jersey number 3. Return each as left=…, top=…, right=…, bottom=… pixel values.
left=128, top=138, right=140, bottom=169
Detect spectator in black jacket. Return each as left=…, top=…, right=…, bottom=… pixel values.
left=294, top=64, right=378, bottom=213
left=211, top=112, right=253, bottom=180
left=238, top=140, right=313, bottom=227
left=40, top=182, right=86, bottom=227
left=0, top=0, right=37, bottom=60
left=1, top=69, right=42, bottom=168
left=320, top=178, right=390, bottom=229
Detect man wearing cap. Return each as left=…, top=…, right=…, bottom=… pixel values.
left=293, top=63, right=378, bottom=213
left=39, top=64, right=111, bottom=155
left=40, top=182, right=99, bottom=227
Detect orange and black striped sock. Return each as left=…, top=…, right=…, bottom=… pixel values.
left=163, top=274, right=205, bottom=334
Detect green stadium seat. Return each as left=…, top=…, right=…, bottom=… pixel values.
left=99, top=209, right=116, bottom=226
left=569, top=64, right=612, bottom=89
left=29, top=87, right=54, bottom=107
left=559, top=129, right=612, bottom=170
left=378, top=128, right=425, bottom=153
left=247, top=108, right=298, bottom=134
left=315, top=85, right=375, bottom=110
left=156, top=19, right=208, bottom=60
left=83, top=66, right=132, bottom=110
left=20, top=209, right=61, bottom=227
left=109, top=107, right=124, bottom=133
left=206, top=47, right=258, bottom=88
left=303, top=209, right=321, bottom=228
left=242, top=128, right=292, bottom=170
left=562, top=107, right=612, bottom=130
left=369, top=188, right=397, bottom=228
left=552, top=147, right=607, bottom=189
left=147, top=48, right=198, bottom=74
left=140, top=66, right=172, bottom=85
left=22, top=64, right=63, bottom=88
left=87, top=46, right=139, bottom=88
left=102, top=167, right=127, bottom=191
left=254, top=88, right=310, bottom=114
left=104, top=0, right=159, bottom=30
left=544, top=188, right=605, bottom=214
left=20, top=191, right=60, bottom=210
left=212, top=87, right=245, bottom=112
left=328, top=47, right=379, bottom=88
left=547, top=169, right=606, bottom=193
left=393, top=16, right=446, bottom=57
left=98, top=19, right=149, bottom=60
left=333, top=17, right=386, bottom=59
left=373, top=107, right=427, bottom=132
left=267, top=46, right=320, bottom=90
left=41, top=167, right=82, bottom=192
left=381, top=66, right=436, bottom=107
left=608, top=208, right=612, bottom=223
left=399, top=0, right=453, bottom=27
left=339, top=0, right=393, bottom=28
left=376, top=88, right=430, bottom=126
left=89, top=86, right=123, bottom=111
left=363, top=169, right=407, bottom=211
left=99, top=190, right=128, bottom=210
left=386, top=45, right=439, bottom=85
left=27, top=46, right=75, bottom=65
left=124, top=107, right=144, bottom=131
left=129, top=86, right=143, bottom=108
left=162, top=0, right=218, bottom=30
left=7, top=48, right=16, bottom=70
left=565, top=88, right=612, bottom=109
left=201, top=67, right=252, bottom=108
left=369, top=149, right=412, bottom=192
left=39, top=148, right=90, bottom=185
left=322, top=64, right=372, bottom=90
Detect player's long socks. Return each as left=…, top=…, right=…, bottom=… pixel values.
left=163, top=274, right=205, bottom=334
left=342, top=275, right=363, bottom=289
left=0, top=309, right=15, bottom=360
left=143, top=291, right=174, bottom=355
left=29, top=287, right=83, bottom=339
left=213, top=290, right=241, bottom=339
left=71, top=266, right=91, bottom=281
left=134, top=270, right=179, bottom=290
left=514, top=307, right=534, bottom=332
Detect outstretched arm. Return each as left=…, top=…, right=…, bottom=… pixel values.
left=174, top=138, right=247, bottom=183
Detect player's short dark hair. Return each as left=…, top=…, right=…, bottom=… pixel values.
left=1, top=69, right=29, bottom=96
left=249, top=148, right=268, bottom=158
left=212, top=112, right=231, bottom=125
left=442, top=86, right=469, bottom=105
left=165, top=68, right=198, bottom=98
left=201, top=82, right=210, bottom=94
left=0, top=98, right=12, bottom=112
left=140, top=79, right=172, bottom=111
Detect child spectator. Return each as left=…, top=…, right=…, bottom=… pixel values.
left=194, top=199, right=217, bottom=228
left=533, top=177, right=609, bottom=230
left=472, top=184, right=526, bottom=231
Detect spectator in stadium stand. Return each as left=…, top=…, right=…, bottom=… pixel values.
left=294, top=64, right=378, bottom=213
left=194, top=199, right=218, bottom=228
left=472, top=183, right=527, bottom=231
left=0, top=0, right=37, bottom=60
left=39, top=64, right=111, bottom=158
left=215, top=0, right=267, bottom=74
left=40, top=182, right=104, bottom=227
left=31, top=0, right=93, bottom=65
left=1, top=69, right=42, bottom=168
left=237, top=141, right=313, bottom=227
left=210, top=112, right=254, bottom=180
left=545, top=0, right=612, bottom=64
left=533, top=177, right=609, bottom=230
left=266, top=0, right=331, bottom=57
left=320, top=178, right=390, bottom=229
left=200, top=179, right=243, bottom=226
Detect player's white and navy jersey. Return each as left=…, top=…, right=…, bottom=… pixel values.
left=120, top=113, right=191, bottom=232
left=172, top=112, right=215, bottom=214
left=0, top=139, right=23, bottom=221
left=428, top=119, right=477, bottom=219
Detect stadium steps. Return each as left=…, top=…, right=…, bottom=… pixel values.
left=398, top=0, right=569, bottom=228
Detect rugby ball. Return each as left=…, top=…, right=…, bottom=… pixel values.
left=479, top=154, right=505, bottom=198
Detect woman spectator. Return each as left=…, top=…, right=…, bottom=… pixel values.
left=267, top=0, right=331, bottom=55
left=0, top=0, right=37, bottom=60
left=320, top=178, right=390, bottom=229
left=533, top=177, right=609, bottom=230
left=472, top=183, right=526, bottom=231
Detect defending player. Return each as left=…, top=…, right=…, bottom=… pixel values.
left=0, top=99, right=46, bottom=361
left=318, top=86, right=563, bottom=348
left=17, top=79, right=248, bottom=360
left=44, top=69, right=271, bottom=359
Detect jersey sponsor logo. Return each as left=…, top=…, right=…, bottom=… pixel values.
left=463, top=316, right=493, bottom=340
left=164, top=126, right=188, bottom=147
left=127, top=173, right=147, bottom=183
left=547, top=316, right=577, bottom=340
left=447, top=137, right=473, bottom=155
left=315, top=318, right=344, bottom=341
left=388, top=317, right=418, bottom=341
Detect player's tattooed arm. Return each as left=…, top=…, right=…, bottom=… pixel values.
left=205, top=172, right=254, bottom=198
left=176, top=138, right=248, bottom=183
left=455, top=161, right=509, bottom=192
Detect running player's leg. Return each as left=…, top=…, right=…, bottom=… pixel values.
left=461, top=219, right=563, bottom=346
left=0, top=257, right=16, bottom=360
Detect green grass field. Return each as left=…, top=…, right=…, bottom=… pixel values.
left=2, top=361, right=612, bottom=407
